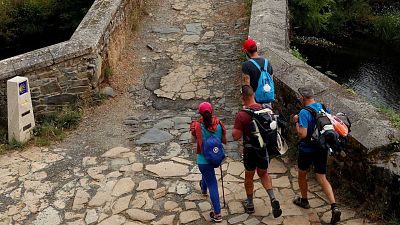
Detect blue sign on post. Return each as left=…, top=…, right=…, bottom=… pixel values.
left=19, top=81, right=28, bottom=95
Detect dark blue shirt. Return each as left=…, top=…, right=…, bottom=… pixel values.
left=298, top=102, right=330, bottom=152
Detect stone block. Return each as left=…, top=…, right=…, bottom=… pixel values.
left=69, top=79, right=90, bottom=87
left=40, top=81, right=62, bottom=95
left=45, top=94, right=77, bottom=105
left=11, top=47, right=54, bottom=75
left=68, top=86, right=90, bottom=94
left=48, top=41, right=92, bottom=64
left=0, top=60, right=16, bottom=80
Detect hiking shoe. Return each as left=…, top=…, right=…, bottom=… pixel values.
left=330, top=207, right=341, bottom=224
left=199, top=180, right=207, bottom=196
left=210, top=212, right=222, bottom=223
left=243, top=199, right=255, bottom=214
left=271, top=199, right=282, bottom=218
left=293, top=196, right=311, bottom=209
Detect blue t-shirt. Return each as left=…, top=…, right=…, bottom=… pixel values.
left=298, top=102, right=330, bottom=152
left=197, top=124, right=223, bottom=164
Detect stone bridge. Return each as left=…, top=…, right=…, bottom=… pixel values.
left=0, top=0, right=399, bottom=224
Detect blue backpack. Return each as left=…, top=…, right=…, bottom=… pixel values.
left=249, top=59, right=275, bottom=103
left=201, top=126, right=225, bottom=168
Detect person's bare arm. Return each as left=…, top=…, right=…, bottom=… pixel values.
left=232, top=129, right=243, bottom=141
left=294, top=115, right=307, bottom=139
left=243, top=74, right=250, bottom=86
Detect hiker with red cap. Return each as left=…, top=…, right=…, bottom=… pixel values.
left=190, top=102, right=227, bottom=223
left=242, top=39, right=275, bottom=106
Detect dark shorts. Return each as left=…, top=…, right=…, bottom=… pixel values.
left=243, top=149, right=269, bottom=171
left=298, top=148, right=328, bottom=174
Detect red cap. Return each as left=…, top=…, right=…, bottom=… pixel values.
left=198, top=102, right=213, bottom=115
left=242, top=39, right=257, bottom=51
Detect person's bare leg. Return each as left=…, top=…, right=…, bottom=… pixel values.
left=257, top=168, right=272, bottom=190
left=244, top=170, right=256, bottom=213
left=257, top=168, right=282, bottom=218
left=244, top=170, right=255, bottom=196
left=315, top=173, right=335, bottom=204
left=316, top=173, right=341, bottom=224
left=298, top=170, right=308, bottom=199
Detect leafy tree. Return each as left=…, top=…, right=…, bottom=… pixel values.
left=327, top=0, right=372, bottom=36
left=290, top=0, right=335, bottom=35
left=0, top=0, right=93, bottom=60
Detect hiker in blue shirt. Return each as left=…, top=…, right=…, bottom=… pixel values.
left=293, top=87, right=341, bottom=224
left=190, top=102, right=227, bottom=223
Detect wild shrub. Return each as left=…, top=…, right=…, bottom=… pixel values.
left=290, top=0, right=334, bottom=35
left=373, top=10, right=400, bottom=45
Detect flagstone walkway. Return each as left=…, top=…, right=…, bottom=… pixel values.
left=0, top=0, right=376, bottom=224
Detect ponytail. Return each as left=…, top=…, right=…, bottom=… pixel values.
left=202, top=111, right=212, bottom=129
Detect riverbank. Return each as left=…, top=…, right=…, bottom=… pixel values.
left=291, top=35, right=400, bottom=111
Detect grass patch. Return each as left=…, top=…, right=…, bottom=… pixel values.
left=33, top=110, right=82, bottom=145
left=373, top=10, right=400, bottom=45
left=0, top=128, right=7, bottom=153
left=290, top=46, right=308, bottom=62
left=0, top=109, right=82, bottom=153
left=8, top=139, right=26, bottom=149
left=387, top=215, right=400, bottom=225
left=342, top=84, right=357, bottom=95
left=0, top=127, right=27, bottom=153
left=378, top=106, right=400, bottom=130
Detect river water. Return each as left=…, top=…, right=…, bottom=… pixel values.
left=294, top=39, right=400, bottom=110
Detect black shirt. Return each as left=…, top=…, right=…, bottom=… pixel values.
left=242, top=57, right=273, bottom=92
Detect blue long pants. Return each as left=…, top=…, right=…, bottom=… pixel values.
left=199, top=163, right=221, bottom=214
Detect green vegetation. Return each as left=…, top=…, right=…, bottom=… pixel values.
left=289, top=0, right=400, bottom=47
left=290, top=0, right=334, bottom=34
left=373, top=10, right=400, bottom=44
left=245, top=0, right=253, bottom=16
left=238, top=52, right=247, bottom=62
left=104, top=67, right=113, bottom=78
left=0, top=0, right=94, bottom=60
left=342, top=84, right=357, bottom=95
left=378, top=106, right=400, bottom=129
left=290, top=46, right=308, bottom=62
left=387, top=215, right=400, bottom=225
left=0, top=109, right=82, bottom=154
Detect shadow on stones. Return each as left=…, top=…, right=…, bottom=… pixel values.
left=151, top=95, right=200, bottom=111
left=144, top=58, right=172, bottom=91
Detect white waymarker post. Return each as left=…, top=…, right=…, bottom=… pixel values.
left=7, top=76, right=35, bottom=143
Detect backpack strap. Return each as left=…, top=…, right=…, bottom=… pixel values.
left=302, top=104, right=327, bottom=117
left=263, top=59, right=269, bottom=73
left=301, top=104, right=326, bottom=143
left=321, top=104, right=327, bottom=113
left=194, top=121, right=203, bottom=154
left=241, top=108, right=255, bottom=116
left=218, top=120, right=227, bottom=145
left=248, top=59, right=266, bottom=72
left=302, top=106, right=318, bottom=119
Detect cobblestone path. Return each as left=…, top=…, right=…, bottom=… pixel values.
left=0, top=0, right=376, bottom=224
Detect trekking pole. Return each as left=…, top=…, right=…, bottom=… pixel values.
left=220, top=165, right=226, bottom=208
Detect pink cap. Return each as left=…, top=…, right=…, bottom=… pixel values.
left=198, top=102, right=213, bottom=115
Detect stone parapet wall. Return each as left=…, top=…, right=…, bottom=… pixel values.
left=0, top=0, right=143, bottom=121
left=249, top=0, right=400, bottom=216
